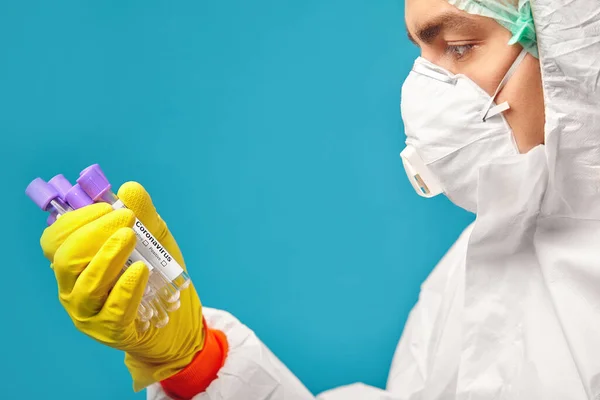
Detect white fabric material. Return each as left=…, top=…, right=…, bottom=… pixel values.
left=147, top=308, right=314, bottom=400
left=401, top=54, right=521, bottom=213
left=147, top=0, right=600, bottom=398
left=317, top=383, right=403, bottom=400
left=386, top=224, right=470, bottom=400
left=532, top=0, right=600, bottom=397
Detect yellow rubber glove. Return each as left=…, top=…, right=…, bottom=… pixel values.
left=40, top=182, right=204, bottom=391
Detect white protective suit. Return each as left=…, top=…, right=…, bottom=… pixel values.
left=148, top=0, right=600, bottom=397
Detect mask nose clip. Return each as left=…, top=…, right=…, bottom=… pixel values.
left=400, top=146, right=443, bottom=198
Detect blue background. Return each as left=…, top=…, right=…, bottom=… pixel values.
left=1, top=1, right=473, bottom=398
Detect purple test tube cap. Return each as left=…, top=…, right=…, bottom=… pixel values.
left=48, top=174, right=73, bottom=199
left=25, top=178, right=60, bottom=211
left=77, top=164, right=111, bottom=201
left=80, top=164, right=107, bottom=177
left=65, top=183, right=94, bottom=209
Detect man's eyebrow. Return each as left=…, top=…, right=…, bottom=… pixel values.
left=407, top=12, right=478, bottom=46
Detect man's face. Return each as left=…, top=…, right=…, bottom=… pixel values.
left=405, top=0, right=545, bottom=153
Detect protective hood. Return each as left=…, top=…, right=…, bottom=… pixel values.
left=532, top=0, right=600, bottom=219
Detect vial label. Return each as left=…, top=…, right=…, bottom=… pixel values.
left=113, top=200, right=183, bottom=281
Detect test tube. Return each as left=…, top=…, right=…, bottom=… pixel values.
left=77, top=165, right=191, bottom=291
left=27, top=178, right=73, bottom=218
left=26, top=178, right=161, bottom=329
left=68, top=173, right=181, bottom=312
left=75, top=169, right=182, bottom=310
left=55, top=175, right=180, bottom=310
left=49, top=176, right=177, bottom=320
left=29, top=178, right=158, bottom=327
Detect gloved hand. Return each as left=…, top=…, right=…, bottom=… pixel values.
left=40, top=182, right=204, bottom=391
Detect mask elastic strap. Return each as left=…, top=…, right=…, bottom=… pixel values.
left=481, top=48, right=528, bottom=121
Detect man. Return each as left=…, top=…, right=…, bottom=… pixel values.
left=39, top=0, right=600, bottom=398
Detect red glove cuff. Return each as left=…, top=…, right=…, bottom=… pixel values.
left=160, top=319, right=229, bottom=400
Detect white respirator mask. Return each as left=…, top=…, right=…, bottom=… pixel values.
left=399, top=48, right=528, bottom=213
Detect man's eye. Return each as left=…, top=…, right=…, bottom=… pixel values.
left=445, top=44, right=475, bottom=60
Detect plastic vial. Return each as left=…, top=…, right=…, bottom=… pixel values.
left=77, top=165, right=191, bottom=291
left=55, top=176, right=176, bottom=322
left=26, top=178, right=165, bottom=329
left=57, top=175, right=180, bottom=313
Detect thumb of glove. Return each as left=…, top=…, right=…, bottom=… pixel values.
left=116, top=182, right=184, bottom=268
